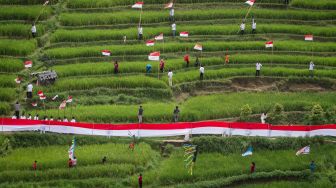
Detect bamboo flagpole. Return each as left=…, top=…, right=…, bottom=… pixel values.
left=34, top=1, right=49, bottom=24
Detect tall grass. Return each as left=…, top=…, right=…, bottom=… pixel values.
left=59, top=8, right=336, bottom=26
left=50, top=24, right=336, bottom=43
left=0, top=75, right=16, bottom=88
left=239, top=180, right=334, bottom=188
left=0, top=23, right=46, bottom=38
left=0, top=6, right=52, bottom=21
left=291, top=0, right=336, bottom=10
left=0, top=0, right=58, bottom=5
left=0, top=39, right=37, bottom=56
left=27, top=92, right=336, bottom=123
left=0, top=88, right=16, bottom=101
left=0, top=58, right=24, bottom=73
left=44, top=40, right=336, bottom=59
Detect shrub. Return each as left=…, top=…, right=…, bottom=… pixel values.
left=307, top=104, right=326, bottom=125
left=268, top=103, right=287, bottom=125
left=325, top=106, right=336, bottom=124
left=0, top=138, right=12, bottom=157
left=240, top=104, right=252, bottom=122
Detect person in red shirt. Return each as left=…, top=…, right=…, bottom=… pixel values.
left=225, top=54, right=230, bottom=64
left=184, top=54, right=190, bottom=67
left=138, top=173, right=143, bottom=188
left=159, top=59, right=165, bottom=73
left=68, top=158, right=73, bottom=168
left=114, top=61, right=119, bottom=74
left=250, top=162, right=255, bottom=174
left=32, top=160, right=37, bottom=171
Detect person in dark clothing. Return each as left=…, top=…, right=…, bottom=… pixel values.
left=250, top=162, right=255, bottom=173
left=195, top=57, right=200, bottom=67
left=68, top=158, right=73, bottom=168
left=173, top=106, right=180, bottom=122
left=32, top=161, right=37, bottom=171
left=138, top=106, right=144, bottom=123
left=310, top=161, right=316, bottom=173
left=159, top=59, right=165, bottom=73
left=138, top=173, right=143, bottom=188
left=114, top=61, right=119, bottom=74
left=102, top=156, right=107, bottom=164
left=14, top=101, right=20, bottom=119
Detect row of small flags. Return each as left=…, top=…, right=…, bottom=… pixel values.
left=241, top=145, right=310, bottom=157
left=32, top=90, right=72, bottom=109
left=265, top=35, right=313, bottom=48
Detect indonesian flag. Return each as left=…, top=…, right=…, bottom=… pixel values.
left=245, top=0, right=255, bottom=6
left=37, top=90, right=44, bottom=97
left=59, top=100, right=67, bottom=109
left=305, top=35, right=313, bottom=41
left=52, top=95, right=59, bottom=100
left=14, top=77, right=21, bottom=84
left=148, top=51, right=160, bottom=61
left=265, top=41, right=273, bottom=48
left=132, top=2, right=143, bottom=9
left=24, top=61, right=32, bottom=68
left=194, top=43, right=203, bottom=51
left=180, top=31, right=189, bottom=37
left=101, top=50, right=111, bottom=56
left=155, top=33, right=164, bottom=41
left=39, top=95, right=46, bottom=100
left=43, top=0, right=49, bottom=6
left=68, top=138, right=76, bottom=160
left=146, top=40, right=155, bottom=47
left=66, top=96, right=73, bottom=103
left=165, top=2, right=173, bottom=9
left=31, top=102, right=37, bottom=107
left=296, top=146, right=310, bottom=156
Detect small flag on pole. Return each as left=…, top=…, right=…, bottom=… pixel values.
left=296, top=146, right=310, bottom=156
left=52, top=95, right=59, bottom=101
left=146, top=40, right=155, bottom=47
left=245, top=0, right=255, bottom=6
left=305, top=35, right=313, bottom=41
left=31, top=102, right=37, bottom=107
left=24, top=61, right=32, bottom=68
left=66, top=96, right=73, bottom=103
left=265, top=41, right=273, bottom=48
left=37, top=90, right=44, bottom=97
left=14, top=77, right=21, bottom=84
left=164, top=2, right=173, bottom=9
left=59, top=100, right=67, bottom=109
left=242, top=146, right=253, bottom=157
left=194, top=43, right=203, bottom=51
left=180, top=31, right=189, bottom=37
left=39, top=95, right=46, bottom=100
left=43, top=1, right=49, bottom=6
left=132, top=2, right=143, bottom=9
left=155, top=33, right=164, bottom=41
left=148, top=51, right=160, bottom=61
left=101, top=50, right=111, bottom=56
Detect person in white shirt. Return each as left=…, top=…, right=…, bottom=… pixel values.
left=167, top=69, right=173, bottom=87
left=261, top=113, right=267, bottom=124
left=27, top=114, right=32, bottom=120
left=27, top=83, right=33, bottom=99
left=63, top=117, right=69, bottom=122
left=34, top=114, right=39, bottom=120
left=70, top=117, right=76, bottom=123
left=72, top=157, right=77, bottom=167
left=252, top=19, right=256, bottom=34
left=256, top=62, right=262, bottom=77
left=171, top=23, right=176, bottom=37
left=199, top=65, right=205, bottom=80
left=169, top=8, right=175, bottom=22
left=138, top=26, right=143, bottom=40
left=240, top=22, right=245, bottom=35
left=31, top=23, right=37, bottom=38
left=21, top=114, right=26, bottom=119
left=11, top=114, right=17, bottom=119
left=50, top=116, right=54, bottom=121
left=309, top=61, right=315, bottom=78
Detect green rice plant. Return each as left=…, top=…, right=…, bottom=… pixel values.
left=27, top=92, right=336, bottom=123
left=0, top=102, right=10, bottom=115
left=59, top=8, right=336, bottom=26
left=0, top=88, right=16, bottom=101
left=50, top=24, right=336, bottom=43
left=0, top=23, right=46, bottom=38
left=0, top=6, right=52, bottom=21
left=44, top=40, right=336, bottom=59
left=67, top=0, right=286, bottom=9
left=0, top=39, right=37, bottom=56
left=238, top=180, right=333, bottom=188
left=0, top=58, right=24, bottom=73
left=291, top=0, right=336, bottom=10
left=0, top=0, right=58, bottom=5
left=0, top=75, right=16, bottom=88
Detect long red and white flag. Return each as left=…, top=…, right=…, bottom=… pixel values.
left=132, top=2, right=143, bottom=9
left=155, top=33, right=164, bottom=41
left=37, top=90, right=44, bottom=97
left=194, top=43, right=203, bottom=51
left=180, top=31, right=189, bottom=37
left=305, top=35, right=313, bottom=41
left=164, top=2, right=173, bottom=9
left=24, top=61, right=32, bottom=68
left=66, top=96, right=73, bottom=103
left=59, top=100, right=67, bottom=109
left=14, top=77, right=21, bottom=84
left=39, top=95, right=46, bottom=100
left=146, top=40, right=155, bottom=47
left=101, top=50, right=111, bottom=56
left=148, top=51, right=160, bottom=61
left=265, top=41, right=273, bottom=48
left=31, top=102, right=37, bottom=107
left=245, top=0, right=255, bottom=6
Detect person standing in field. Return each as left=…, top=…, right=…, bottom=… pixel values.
left=160, top=59, right=165, bottom=73
left=146, top=64, right=152, bottom=74
left=114, top=61, right=119, bottom=74
left=169, top=8, right=175, bottom=22
left=138, top=25, right=143, bottom=40
left=199, top=65, right=204, bottom=81
left=310, top=161, right=316, bottom=173
left=240, top=21, right=245, bottom=35
left=184, top=53, right=190, bottom=67
left=72, top=156, right=77, bottom=167
left=14, top=101, right=20, bottom=119
left=27, top=83, right=33, bottom=99
left=225, top=54, right=230, bottom=64
left=168, top=69, right=173, bottom=87
left=31, top=23, right=37, bottom=38
left=250, top=162, right=256, bottom=173
left=138, top=173, right=143, bottom=188
left=171, top=22, right=176, bottom=38
left=256, top=62, right=262, bottom=77
left=68, top=158, right=73, bottom=168
left=138, top=106, right=144, bottom=123
left=261, top=113, right=267, bottom=124
left=252, top=16, right=256, bottom=34
left=173, top=106, right=180, bottom=122
left=102, top=156, right=107, bottom=164
left=309, top=61, right=315, bottom=78
left=32, top=160, right=37, bottom=171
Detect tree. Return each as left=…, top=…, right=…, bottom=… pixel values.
left=268, top=103, right=287, bottom=125
left=307, top=104, right=325, bottom=125
left=240, top=104, right=252, bottom=122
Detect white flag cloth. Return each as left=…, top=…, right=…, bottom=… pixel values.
left=296, top=146, right=310, bottom=156
left=265, top=41, right=273, bottom=48
left=101, top=50, right=111, bottom=56
left=24, top=61, right=32, bottom=68
left=194, top=43, right=203, bottom=51
left=146, top=40, right=155, bottom=47
left=305, top=35, right=313, bottom=41
left=165, top=2, right=173, bottom=9
left=245, top=0, right=255, bottom=6
left=66, top=96, right=73, bottom=103
left=155, top=33, right=164, bottom=40
left=148, top=51, right=160, bottom=61
left=180, top=31, right=189, bottom=37
left=59, top=100, right=67, bottom=109
left=132, top=2, right=143, bottom=9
